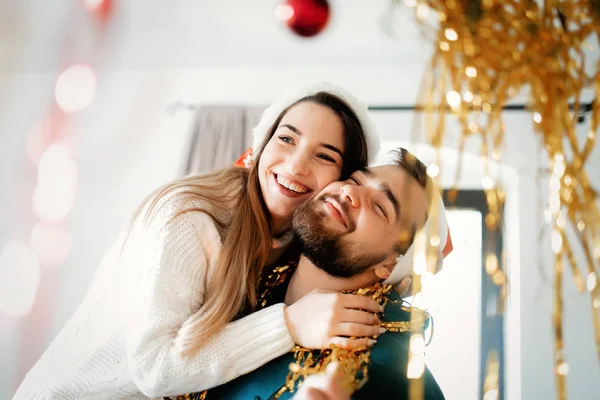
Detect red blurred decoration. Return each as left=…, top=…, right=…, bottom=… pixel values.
left=85, top=0, right=112, bottom=20
left=234, top=148, right=254, bottom=168
left=442, top=227, right=453, bottom=258
left=277, top=0, right=330, bottom=38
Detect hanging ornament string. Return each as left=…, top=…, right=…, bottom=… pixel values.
left=405, top=1, right=600, bottom=399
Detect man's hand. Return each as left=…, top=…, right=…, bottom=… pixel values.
left=292, top=362, right=350, bottom=400
left=284, top=289, right=384, bottom=349
left=395, top=276, right=412, bottom=298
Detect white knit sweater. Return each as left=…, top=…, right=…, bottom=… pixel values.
left=13, top=196, right=294, bottom=399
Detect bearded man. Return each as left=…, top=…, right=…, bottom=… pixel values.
left=175, top=148, right=452, bottom=400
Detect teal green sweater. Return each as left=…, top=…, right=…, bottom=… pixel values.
left=205, top=290, right=445, bottom=400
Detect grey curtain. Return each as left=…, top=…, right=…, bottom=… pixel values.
left=184, top=106, right=264, bottom=175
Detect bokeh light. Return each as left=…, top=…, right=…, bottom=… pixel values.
left=55, top=64, right=96, bottom=114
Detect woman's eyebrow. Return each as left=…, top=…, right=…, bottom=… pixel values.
left=279, top=124, right=342, bottom=157
left=321, top=143, right=343, bottom=158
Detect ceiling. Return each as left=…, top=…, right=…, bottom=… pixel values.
left=0, top=0, right=434, bottom=72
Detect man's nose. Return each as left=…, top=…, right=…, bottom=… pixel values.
left=340, top=184, right=366, bottom=208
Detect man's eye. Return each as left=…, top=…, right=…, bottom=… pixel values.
left=348, top=177, right=360, bottom=185
left=376, top=203, right=388, bottom=218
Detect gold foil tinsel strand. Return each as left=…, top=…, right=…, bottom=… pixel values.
left=406, top=0, right=600, bottom=399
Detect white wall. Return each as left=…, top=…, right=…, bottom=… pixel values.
left=1, top=1, right=599, bottom=399
left=422, top=209, right=484, bottom=400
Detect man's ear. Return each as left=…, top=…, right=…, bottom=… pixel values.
left=373, top=255, right=397, bottom=281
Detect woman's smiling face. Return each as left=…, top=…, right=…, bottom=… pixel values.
left=258, top=101, right=346, bottom=229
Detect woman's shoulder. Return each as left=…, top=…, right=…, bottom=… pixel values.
left=123, top=190, right=225, bottom=256
left=124, top=171, right=248, bottom=257
left=117, top=189, right=226, bottom=291
left=143, top=181, right=234, bottom=226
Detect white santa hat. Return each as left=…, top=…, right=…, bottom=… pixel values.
left=250, top=82, right=380, bottom=162
left=383, top=175, right=453, bottom=285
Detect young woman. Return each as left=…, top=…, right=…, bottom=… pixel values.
left=13, top=83, right=382, bottom=400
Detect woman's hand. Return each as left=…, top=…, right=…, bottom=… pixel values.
left=291, top=362, right=349, bottom=400
left=284, top=289, right=384, bottom=349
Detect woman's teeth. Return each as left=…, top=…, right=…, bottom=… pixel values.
left=276, top=175, right=309, bottom=194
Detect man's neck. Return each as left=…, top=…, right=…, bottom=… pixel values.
left=284, top=255, right=377, bottom=305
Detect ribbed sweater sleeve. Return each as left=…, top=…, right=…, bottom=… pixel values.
left=120, top=199, right=294, bottom=397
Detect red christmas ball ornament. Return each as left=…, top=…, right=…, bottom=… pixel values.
left=84, top=0, right=112, bottom=20
left=275, top=0, right=330, bottom=38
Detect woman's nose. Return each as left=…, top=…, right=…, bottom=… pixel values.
left=286, top=150, right=311, bottom=176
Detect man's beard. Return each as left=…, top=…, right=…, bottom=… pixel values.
left=293, top=194, right=386, bottom=278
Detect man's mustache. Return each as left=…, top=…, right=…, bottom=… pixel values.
left=317, top=194, right=356, bottom=232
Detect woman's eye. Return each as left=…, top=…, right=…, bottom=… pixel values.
left=278, top=135, right=294, bottom=144
left=318, top=154, right=336, bottom=163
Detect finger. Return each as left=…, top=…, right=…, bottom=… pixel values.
left=295, top=363, right=347, bottom=400
left=302, top=387, right=329, bottom=400
left=323, top=362, right=348, bottom=396
left=330, top=336, right=377, bottom=350
left=340, top=309, right=379, bottom=325
left=339, top=294, right=383, bottom=314
left=332, top=322, right=385, bottom=338
left=324, top=361, right=341, bottom=375
left=297, top=375, right=330, bottom=397
left=321, top=368, right=350, bottom=400
left=395, top=277, right=412, bottom=297
left=323, top=376, right=350, bottom=400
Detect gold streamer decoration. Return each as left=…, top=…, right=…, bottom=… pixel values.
left=401, top=0, right=600, bottom=399
left=271, top=283, right=428, bottom=399
left=173, top=276, right=428, bottom=400
left=483, top=350, right=500, bottom=400
left=407, top=211, right=428, bottom=400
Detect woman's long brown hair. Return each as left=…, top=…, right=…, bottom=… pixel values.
left=131, top=92, right=369, bottom=357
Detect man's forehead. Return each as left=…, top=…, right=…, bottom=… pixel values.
left=354, top=165, right=406, bottom=185
left=355, top=165, right=425, bottom=218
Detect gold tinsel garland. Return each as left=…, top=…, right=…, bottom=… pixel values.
left=271, top=283, right=428, bottom=399
left=171, top=271, right=428, bottom=400
left=402, top=0, right=600, bottom=399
